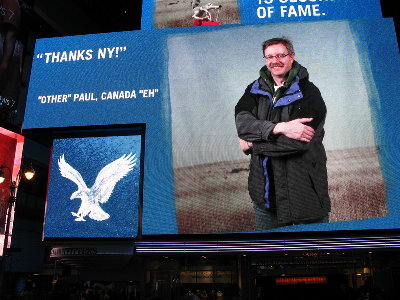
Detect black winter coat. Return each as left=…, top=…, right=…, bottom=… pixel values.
left=235, top=66, right=330, bottom=225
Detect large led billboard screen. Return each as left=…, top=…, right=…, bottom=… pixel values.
left=24, top=19, right=400, bottom=236
left=141, top=0, right=382, bottom=29
left=44, top=132, right=143, bottom=238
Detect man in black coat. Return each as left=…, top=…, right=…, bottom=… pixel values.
left=235, top=36, right=330, bottom=230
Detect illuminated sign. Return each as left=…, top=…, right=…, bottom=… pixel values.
left=0, top=127, right=24, bottom=255
left=44, top=134, right=142, bottom=238
left=24, top=19, right=400, bottom=236
left=50, top=248, right=98, bottom=257
left=276, top=277, right=327, bottom=285
left=180, top=271, right=234, bottom=283
left=141, top=0, right=382, bottom=29
left=50, top=245, right=134, bottom=257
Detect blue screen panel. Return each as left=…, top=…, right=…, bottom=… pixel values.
left=44, top=135, right=142, bottom=238
left=24, top=30, right=178, bottom=235
left=25, top=19, right=400, bottom=236
left=141, top=0, right=382, bottom=29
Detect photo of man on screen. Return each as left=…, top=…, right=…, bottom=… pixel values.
left=169, top=23, right=387, bottom=234
left=235, top=37, right=330, bottom=230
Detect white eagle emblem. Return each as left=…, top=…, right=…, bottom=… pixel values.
left=58, top=153, right=137, bottom=222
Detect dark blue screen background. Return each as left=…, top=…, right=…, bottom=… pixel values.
left=45, top=135, right=141, bottom=238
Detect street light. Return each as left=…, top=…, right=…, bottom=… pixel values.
left=0, top=163, right=35, bottom=299
left=0, top=163, right=35, bottom=184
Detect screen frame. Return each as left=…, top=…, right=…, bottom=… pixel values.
left=24, top=123, right=146, bottom=241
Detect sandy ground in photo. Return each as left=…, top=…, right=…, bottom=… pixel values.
left=175, top=146, right=387, bottom=234
left=154, top=0, right=240, bottom=28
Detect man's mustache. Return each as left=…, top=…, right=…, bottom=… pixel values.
left=270, top=63, right=284, bottom=68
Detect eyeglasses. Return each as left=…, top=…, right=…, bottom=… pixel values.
left=263, top=53, right=292, bottom=60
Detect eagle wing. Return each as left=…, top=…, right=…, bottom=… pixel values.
left=58, top=154, right=87, bottom=189
left=91, top=153, right=137, bottom=204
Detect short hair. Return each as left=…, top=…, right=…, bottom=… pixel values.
left=262, top=37, right=295, bottom=55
